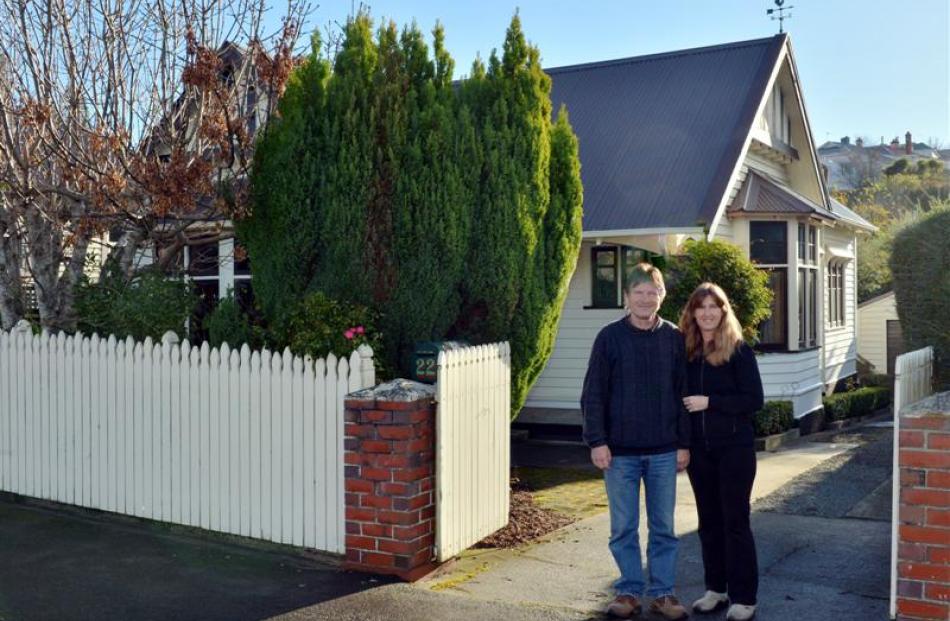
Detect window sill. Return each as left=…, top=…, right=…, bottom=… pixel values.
left=754, top=345, right=822, bottom=355
left=825, top=324, right=849, bottom=333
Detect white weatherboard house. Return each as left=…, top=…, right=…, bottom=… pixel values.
left=520, top=34, right=876, bottom=426
left=857, top=291, right=904, bottom=375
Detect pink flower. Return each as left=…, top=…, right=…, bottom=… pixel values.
left=344, top=329, right=355, bottom=340
left=356, top=326, right=365, bottom=334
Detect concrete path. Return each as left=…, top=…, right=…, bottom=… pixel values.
left=410, top=427, right=892, bottom=621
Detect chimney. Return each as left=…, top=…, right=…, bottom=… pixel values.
left=905, top=131, right=913, bottom=155
left=840, top=136, right=850, bottom=145
left=890, top=137, right=900, bottom=153
left=855, top=137, right=864, bottom=148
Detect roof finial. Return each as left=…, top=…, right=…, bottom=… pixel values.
left=766, top=0, right=794, bottom=34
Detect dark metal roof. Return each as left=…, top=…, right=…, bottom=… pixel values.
left=729, top=170, right=833, bottom=217
left=547, top=35, right=786, bottom=232
left=829, top=198, right=877, bottom=232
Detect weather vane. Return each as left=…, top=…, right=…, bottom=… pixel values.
left=767, top=0, right=794, bottom=34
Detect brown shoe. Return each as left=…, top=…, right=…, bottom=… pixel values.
left=606, top=594, right=643, bottom=618
left=649, top=594, right=689, bottom=620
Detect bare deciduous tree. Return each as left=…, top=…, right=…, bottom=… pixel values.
left=0, top=0, right=308, bottom=330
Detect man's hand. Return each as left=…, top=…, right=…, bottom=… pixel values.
left=591, top=445, right=612, bottom=470
left=676, top=449, right=690, bottom=472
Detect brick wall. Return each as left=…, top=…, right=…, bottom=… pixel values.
left=896, top=392, right=950, bottom=621
left=343, top=380, right=437, bottom=581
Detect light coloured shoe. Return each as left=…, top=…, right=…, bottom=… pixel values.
left=606, top=594, right=642, bottom=618
left=692, top=590, right=728, bottom=613
left=726, top=603, right=756, bottom=620
left=649, top=594, right=689, bottom=620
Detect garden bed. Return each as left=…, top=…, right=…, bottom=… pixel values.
left=754, top=427, right=801, bottom=452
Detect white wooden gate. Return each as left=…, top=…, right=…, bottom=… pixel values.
left=889, top=346, right=934, bottom=619
left=0, top=323, right=374, bottom=554
left=434, top=342, right=510, bottom=561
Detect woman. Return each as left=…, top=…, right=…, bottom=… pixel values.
left=679, top=283, right=764, bottom=621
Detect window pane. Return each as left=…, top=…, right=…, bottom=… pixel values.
left=808, top=226, right=817, bottom=263
left=189, top=243, right=219, bottom=277
left=757, top=268, right=787, bottom=347
left=190, top=280, right=219, bottom=344
left=809, top=270, right=818, bottom=345
left=842, top=266, right=847, bottom=324
left=596, top=249, right=616, bottom=267
left=621, top=246, right=641, bottom=292
left=827, top=267, right=836, bottom=327
left=234, top=243, right=251, bottom=275
left=798, top=223, right=806, bottom=261
left=750, top=222, right=787, bottom=265
left=798, top=268, right=806, bottom=347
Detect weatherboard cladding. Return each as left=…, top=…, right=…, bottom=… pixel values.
left=546, top=35, right=784, bottom=232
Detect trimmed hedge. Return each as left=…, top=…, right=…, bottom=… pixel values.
left=753, top=400, right=794, bottom=437
left=890, top=206, right=950, bottom=388
left=822, top=387, right=892, bottom=422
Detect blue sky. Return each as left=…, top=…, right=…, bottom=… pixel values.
left=284, top=1, right=949, bottom=147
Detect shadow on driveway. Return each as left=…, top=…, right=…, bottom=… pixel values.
left=0, top=498, right=393, bottom=621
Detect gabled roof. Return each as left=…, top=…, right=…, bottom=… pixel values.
left=547, top=35, right=786, bottom=233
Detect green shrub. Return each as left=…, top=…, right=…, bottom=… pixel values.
left=890, top=206, right=950, bottom=388
left=822, top=387, right=892, bottom=422
left=861, top=373, right=891, bottom=388
left=204, top=294, right=257, bottom=349
left=241, top=14, right=583, bottom=417
left=278, top=292, right=383, bottom=365
left=753, top=400, right=794, bottom=437
left=74, top=262, right=197, bottom=342
left=659, top=239, right=773, bottom=342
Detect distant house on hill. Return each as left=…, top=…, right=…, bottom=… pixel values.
left=817, top=132, right=949, bottom=190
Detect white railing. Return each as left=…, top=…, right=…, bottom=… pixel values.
left=435, top=342, right=511, bottom=561
left=889, top=346, right=935, bottom=619
left=0, top=322, right=374, bottom=554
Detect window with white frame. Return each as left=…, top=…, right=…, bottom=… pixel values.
left=827, top=261, right=845, bottom=328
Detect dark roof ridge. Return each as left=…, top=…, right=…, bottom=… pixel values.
left=544, top=34, right=783, bottom=76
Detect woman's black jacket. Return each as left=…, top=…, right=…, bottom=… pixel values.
left=687, top=341, right=765, bottom=449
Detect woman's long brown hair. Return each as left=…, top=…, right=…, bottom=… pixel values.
left=678, top=282, right=744, bottom=366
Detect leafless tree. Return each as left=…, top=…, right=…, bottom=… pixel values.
left=0, top=0, right=308, bottom=330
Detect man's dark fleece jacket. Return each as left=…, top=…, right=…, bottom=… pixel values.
left=581, top=316, right=690, bottom=454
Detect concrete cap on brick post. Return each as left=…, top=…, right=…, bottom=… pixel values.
left=343, top=379, right=438, bottom=581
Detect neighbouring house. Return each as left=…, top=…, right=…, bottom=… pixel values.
left=857, top=290, right=905, bottom=375
left=818, top=132, right=949, bottom=190
left=519, top=33, right=876, bottom=427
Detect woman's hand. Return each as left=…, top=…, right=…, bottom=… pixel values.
left=683, top=395, right=709, bottom=412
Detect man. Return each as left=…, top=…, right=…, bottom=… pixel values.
left=581, top=263, right=691, bottom=620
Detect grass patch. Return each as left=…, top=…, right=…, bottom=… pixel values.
left=513, top=466, right=607, bottom=520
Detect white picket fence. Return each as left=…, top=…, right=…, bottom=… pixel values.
left=435, top=342, right=511, bottom=561
left=0, top=323, right=374, bottom=554
left=889, top=346, right=935, bottom=619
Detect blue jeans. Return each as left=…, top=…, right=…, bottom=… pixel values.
left=604, top=451, right=679, bottom=598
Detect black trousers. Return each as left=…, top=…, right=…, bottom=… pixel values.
left=686, top=441, right=758, bottom=605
